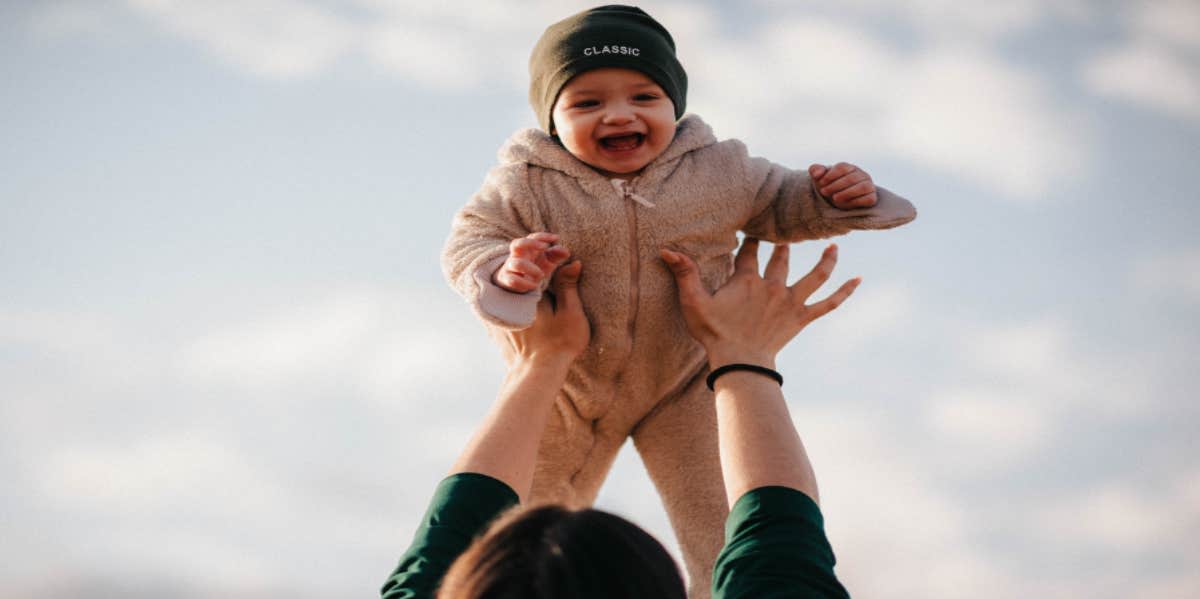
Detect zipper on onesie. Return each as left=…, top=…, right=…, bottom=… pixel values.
left=611, top=179, right=655, bottom=207
left=612, top=179, right=648, bottom=347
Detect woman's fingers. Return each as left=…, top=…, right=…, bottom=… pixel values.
left=763, top=243, right=790, bottom=284
left=550, top=260, right=582, bottom=313
left=733, top=237, right=761, bottom=275
left=661, top=248, right=710, bottom=309
left=804, top=277, right=861, bottom=322
left=789, top=244, right=838, bottom=300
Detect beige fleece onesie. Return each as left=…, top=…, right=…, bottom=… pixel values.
left=442, top=114, right=916, bottom=597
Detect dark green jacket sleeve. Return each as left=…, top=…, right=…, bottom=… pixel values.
left=712, top=486, right=851, bottom=599
left=381, top=473, right=519, bottom=599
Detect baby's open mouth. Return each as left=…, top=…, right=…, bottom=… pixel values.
left=599, top=133, right=644, bottom=151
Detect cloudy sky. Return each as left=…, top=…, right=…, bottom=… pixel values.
left=2, top=0, right=1198, bottom=597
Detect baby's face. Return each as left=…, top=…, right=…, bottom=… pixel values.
left=551, top=68, right=676, bottom=180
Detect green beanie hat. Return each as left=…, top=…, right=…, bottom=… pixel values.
left=528, top=5, right=688, bottom=133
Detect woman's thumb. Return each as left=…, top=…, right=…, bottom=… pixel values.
left=551, top=260, right=583, bottom=309
left=660, top=248, right=707, bottom=302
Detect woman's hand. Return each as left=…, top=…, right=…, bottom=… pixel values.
left=660, top=238, right=859, bottom=369
left=502, top=260, right=589, bottom=366
left=451, top=260, right=588, bottom=501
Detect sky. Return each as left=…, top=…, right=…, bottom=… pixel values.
left=1, top=0, right=1198, bottom=597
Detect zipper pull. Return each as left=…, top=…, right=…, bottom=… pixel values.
left=612, top=179, right=655, bottom=208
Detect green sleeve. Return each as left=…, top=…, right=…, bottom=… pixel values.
left=380, top=473, right=519, bottom=599
left=712, top=486, right=851, bottom=599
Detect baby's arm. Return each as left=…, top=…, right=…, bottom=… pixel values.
left=443, top=164, right=554, bottom=330
left=736, top=144, right=915, bottom=242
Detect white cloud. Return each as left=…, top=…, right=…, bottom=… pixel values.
left=917, top=315, right=1165, bottom=474
left=34, top=1, right=1091, bottom=199
left=963, top=317, right=1069, bottom=377
left=802, top=408, right=1011, bottom=597
left=926, top=387, right=1052, bottom=461
left=1084, top=41, right=1200, bottom=124
left=125, top=0, right=357, bottom=79
left=1130, top=247, right=1200, bottom=302
left=177, top=289, right=384, bottom=388
left=754, top=0, right=1096, bottom=42
left=174, top=285, right=501, bottom=406
left=1133, top=0, right=1200, bottom=50
left=1082, top=0, right=1200, bottom=124
left=38, top=430, right=286, bottom=515
left=0, top=307, right=161, bottom=394
left=806, top=280, right=916, bottom=354
left=105, top=0, right=597, bottom=87
left=0, top=307, right=117, bottom=355
left=32, top=429, right=406, bottom=591
left=885, top=48, right=1088, bottom=200
left=1035, top=480, right=1200, bottom=554
left=687, top=18, right=1087, bottom=201
left=27, top=0, right=126, bottom=40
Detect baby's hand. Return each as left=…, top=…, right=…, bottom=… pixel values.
left=809, top=162, right=878, bottom=209
left=493, top=232, right=571, bottom=293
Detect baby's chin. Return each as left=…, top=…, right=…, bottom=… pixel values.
left=579, top=152, right=666, bottom=180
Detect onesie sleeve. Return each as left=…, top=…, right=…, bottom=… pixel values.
left=737, top=145, right=916, bottom=243
left=442, top=164, right=548, bottom=330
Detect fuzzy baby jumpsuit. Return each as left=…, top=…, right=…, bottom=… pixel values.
left=442, top=114, right=916, bottom=597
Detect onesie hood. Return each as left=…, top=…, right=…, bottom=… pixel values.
left=498, top=113, right=717, bottom=180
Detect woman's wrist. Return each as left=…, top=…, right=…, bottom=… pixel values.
left=513, top=350, right=577, bottom=374
left=705, top=347, right=777, bottom=371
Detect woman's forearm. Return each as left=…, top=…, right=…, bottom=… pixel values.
left=714, top=370, right=819, bottom=508
left=448, top=353, right=572, bottom=502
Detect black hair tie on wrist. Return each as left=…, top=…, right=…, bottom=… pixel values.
left=706, top=363, right=783, bottom=391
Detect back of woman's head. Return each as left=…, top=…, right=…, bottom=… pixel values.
left=438, top=504, right=687, bottom=599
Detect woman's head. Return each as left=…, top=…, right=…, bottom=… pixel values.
left=438, top=504, right=687, bottom=599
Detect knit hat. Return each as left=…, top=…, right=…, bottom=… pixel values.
left=528, top=5, right=688, bottom=133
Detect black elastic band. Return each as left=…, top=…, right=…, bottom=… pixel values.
left=706, top=363, right=783, bottom=391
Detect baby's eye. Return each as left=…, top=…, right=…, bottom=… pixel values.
left=572, top=99, right=600, bottom=108
left=634, top=93, right=662, bottom=102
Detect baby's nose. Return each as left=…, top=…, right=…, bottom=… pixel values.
left=602, top=105, right=635, bottom=124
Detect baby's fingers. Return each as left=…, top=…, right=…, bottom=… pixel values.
left=835, top=189, right=878, bottom=209
left=536, top=244, right=571, bottom=271
left=526, top=232, right=559, bottom=244
left=509, top=236, right=550, bottom=258
left=505, top=257, right=547, bottom=283
left=497, top=270, right=539, bottom=293
left=832, top=181, right=877, bottom=207
left=817, top=162, right=859, bottom=187
left=823, top=170, right=869, bottom=196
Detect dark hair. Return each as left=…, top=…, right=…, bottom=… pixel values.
left=438, top=505, right=687, bottom=599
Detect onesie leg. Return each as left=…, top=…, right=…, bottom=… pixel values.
left=528, top=390, right=625, bottom=508
left=631, top=375, right=727, bottom=599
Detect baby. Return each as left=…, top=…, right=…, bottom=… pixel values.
left=442, top=5, right=915, bottom=596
